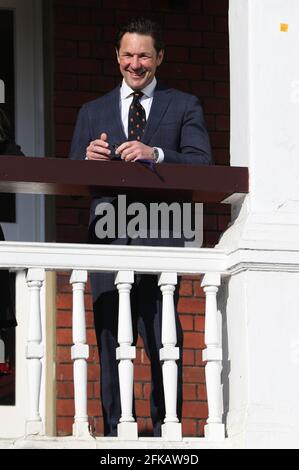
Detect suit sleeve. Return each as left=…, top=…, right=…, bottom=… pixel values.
left=163, top=95, right=213, bottom=165
left=69, top=104, right=91, bottom=160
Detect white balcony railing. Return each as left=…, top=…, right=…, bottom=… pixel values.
left=0, top=241, right=228, bottom=448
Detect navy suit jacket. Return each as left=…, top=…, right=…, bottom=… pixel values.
left=69, top=82, right=212, bottom=247
left=70, top=82, right=212, bottom=164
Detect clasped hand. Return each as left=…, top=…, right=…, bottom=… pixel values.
left=86, top=132, right=154, bottom=162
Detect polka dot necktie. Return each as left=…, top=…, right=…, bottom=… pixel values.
left=128, top=91, right=146, bottom=141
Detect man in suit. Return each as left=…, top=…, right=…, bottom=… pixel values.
left=69, top=17, right=212, bottom=437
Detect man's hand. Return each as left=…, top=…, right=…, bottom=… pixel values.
left=86, top=133, right=111, bottom=160
left=116, top=141, right=155, bottom=162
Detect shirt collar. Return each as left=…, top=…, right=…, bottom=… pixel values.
left=120, top=77, right=157, bottom=100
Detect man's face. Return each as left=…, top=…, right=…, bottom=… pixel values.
left=116, top=33, right=164, bottom=90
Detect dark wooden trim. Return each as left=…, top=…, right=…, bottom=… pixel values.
left=0, top=156, right=248, bottom=203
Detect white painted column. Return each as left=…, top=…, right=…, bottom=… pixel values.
left=115, top=271, right=138, bottom=440
left=70, top=270, right=91, bottom=438
left=201, top=273, right=225, bottom=441
left=216, top=0, right=299, bottom=449
left=223, top=0, right=299, bottom=250
left=158, top=272, right=182, bottom=441
left=25, top=268, right=45, bottom=436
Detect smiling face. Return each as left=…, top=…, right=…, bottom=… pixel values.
left=116, top=33, right=164, bottom=90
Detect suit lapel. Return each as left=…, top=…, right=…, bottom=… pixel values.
left=142, top=84, right=172, bottom=144
left=107, top=85, right=127, bottom=144
left=107, top=82, right=172, bottom=145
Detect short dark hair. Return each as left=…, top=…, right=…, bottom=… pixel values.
left=115, top=17, right=165, bottom=54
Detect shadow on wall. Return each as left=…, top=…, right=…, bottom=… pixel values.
left=218, top=277, right=230, bottom=435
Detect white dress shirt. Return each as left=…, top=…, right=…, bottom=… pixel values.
left=120, top=77, right=164, bottom=163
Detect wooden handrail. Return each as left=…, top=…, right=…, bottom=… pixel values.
left=0, top=156, right=248, bottom=202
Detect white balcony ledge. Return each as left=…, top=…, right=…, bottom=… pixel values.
left=0, top=435, right=232, bottom=450
left=1, top=240, right=298, bottom=448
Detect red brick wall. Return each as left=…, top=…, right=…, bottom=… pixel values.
left=54, top=0, right=230, bottom=436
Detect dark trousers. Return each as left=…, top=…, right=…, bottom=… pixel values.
left=91, top=272, right=183, bottom=437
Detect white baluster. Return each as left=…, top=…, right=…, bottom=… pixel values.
left=158, top=272, right=182, bottom=441
left=70, top=270, right=91, bottom=438
left=201, top=273, right=225, bottom=441
left=25, top=268, right=45, bottom=436
left=115, top=271, right=138, bottom=440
